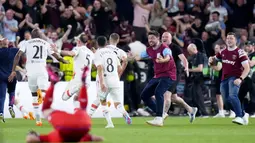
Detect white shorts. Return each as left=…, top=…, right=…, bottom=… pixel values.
left=97, top=81, right=121, bottom=102
left=27, top=74, right=49, bottom=93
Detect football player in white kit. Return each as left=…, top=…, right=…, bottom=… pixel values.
left=88, top=33, right=128, bottom=117
left=53, top=34, right=94, bottom=106
left=94, top=36, right=131, bottom=128
left=8, top=29, right=68, bottom=126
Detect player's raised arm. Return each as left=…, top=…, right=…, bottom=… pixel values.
left=8, top=50, right=24, bottom=82
left=48, top=44, right=69, bottom=64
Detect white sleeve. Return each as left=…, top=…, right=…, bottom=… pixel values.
left=46, top=42, right=54, bottom=55
left=94, top=52, right=102, bottom=67
left=222, top=8, right=228, bottom=16
left=72, top=46, right=79, bottom=56
left=116, top=55, right=121, bottom=66
left=19, top=41, right=26, bottom=53
left=120, top=49, right=127, bottom=59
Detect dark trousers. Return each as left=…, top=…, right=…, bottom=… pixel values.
left=239, top=77, right=255, bottom=114
left=0, top=79, right=17, bottom=114
left=185, top=76, right=208, bottom=116
left=0, top=80, right=7, bottom=114
left=140, top=77, right=173, bottom=116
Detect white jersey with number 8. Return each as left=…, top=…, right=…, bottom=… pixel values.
left=19, top=38, right=54, bottom=76
left=94, top=48, right=121, bottom=88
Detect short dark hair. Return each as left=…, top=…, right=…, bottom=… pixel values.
left=97, top=36, right=107, bottom=47
left=227, top=32, right=237, bottom=39
left=212, top=11, right=220, bottom=16
left=79, top=34, right=87, bottom=44
left=31, top=29, right=40, bottom=38
left=148, top=30, right=160, bottom=38
left=110, top=33, right=119, bottom=42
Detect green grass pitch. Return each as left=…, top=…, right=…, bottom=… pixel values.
left=1, top=117, right=255, bottom=143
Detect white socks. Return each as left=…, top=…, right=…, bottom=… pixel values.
left=102, top=105, right=113, bottom=125
left=15, top=102, right=28, bottom=116
left=32, top=96, right=41, bottom=122
left=116, top=104, right=129, bottom=117
left=88, top=99, right=100, bottom=116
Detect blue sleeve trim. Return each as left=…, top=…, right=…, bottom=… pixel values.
left=163, top=48, right=172, bottom=57
left=140, top=51, right=149, bottom=58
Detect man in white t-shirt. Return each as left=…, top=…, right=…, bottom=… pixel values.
left=206, top=0, right=228, bottom=22
left=53, top=34, right=94, bottom=107
left=88, top=33, right=128, bottom=117
left=8, top=29, right=68, bottom=126
left=93, top=36, right=131, bottom=128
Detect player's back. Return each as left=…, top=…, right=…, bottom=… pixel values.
left=95, top=48, right=121, bottom=88
left=106, top=44, right=127, bottom=60
left=20, top=38, right=53, bottom=75
left=73, top=46, right=94, bottom=84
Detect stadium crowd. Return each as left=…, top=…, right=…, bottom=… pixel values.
left=0, top=0, right=255, bottom=117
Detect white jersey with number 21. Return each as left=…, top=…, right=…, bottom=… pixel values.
left=94, top=48, right=121, bottom=88
left=19, top=38, right=54, bottom=76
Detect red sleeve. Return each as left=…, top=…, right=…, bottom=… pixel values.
left=79, top=134, right=92, bottom=142
left=40, top=131, right=63, bottom=142
left=39, top=135, right=49, bottom=142
left=238, top=49, right=248, bottom=63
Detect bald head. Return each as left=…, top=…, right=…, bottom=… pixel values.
left=187, top=43, right=197, bottom=55
left=161, top=32, right=172, bottom=45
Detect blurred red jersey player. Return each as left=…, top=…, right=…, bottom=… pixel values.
left=25, top=66, right=104, bottom=143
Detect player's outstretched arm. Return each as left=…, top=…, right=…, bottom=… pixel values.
left=8, top=50, right=24, bottom=82
left=51, top=53, right=69, bottom=64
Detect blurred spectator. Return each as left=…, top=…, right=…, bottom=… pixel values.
left=3, top=10, right=18, bottom=44
left=90, top=0, right=112, bottom=37
left=3, top=0, right=24, bottom=22
left=24, top=0, right=43, bottom=26
left=205, top=11, right=226, bottom=41
left=114, top=17, right=134, bottom=47
left=191, top=17, right=203, bottom=38
left=167, top=1, right=185, bottom=16
left=0, top=3, right=5, bottom=36
left=132, top=0, right=152, bottom=44
left=205, top=0, right=228, bottom=22
left=237, top=29, right=248, bottom=49
left=49, top=25, right=72, bottom=50
left=229, top=0, right=250, bottom=36
left=149, top=0, right=167, bottom=30
left=158, top=16, right=176, bottom=36
left=60, top=6, right=80, bottom=39
left=173, top=14, right=195, bottom=37
left=18, top=14, right=37, bottom=40
left=201, top=31, right=219, bottom=57
left=41, top=0, right=65, bottom=29
left=71, top=0, right=86, bottom=18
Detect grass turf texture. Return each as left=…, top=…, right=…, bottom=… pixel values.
left=1, top=117, right=255, bottom=143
